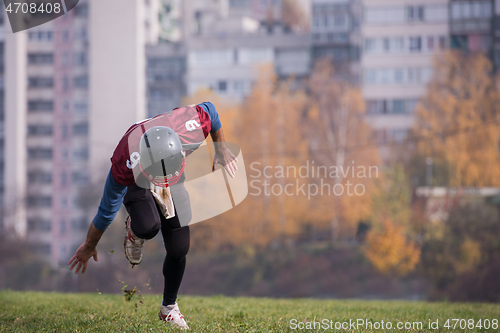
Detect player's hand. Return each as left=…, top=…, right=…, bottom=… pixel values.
left=68, top=242, right=98, bottom=274
left=213, top=146, right=238, bottom=178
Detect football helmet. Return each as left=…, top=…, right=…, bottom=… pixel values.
left=139, top=126, right=186, bottom=187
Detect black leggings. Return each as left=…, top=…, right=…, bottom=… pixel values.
left=123, top=182, right=191, bottom=306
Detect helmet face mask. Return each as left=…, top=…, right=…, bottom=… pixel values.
left=139, top=126, right=186, bottom=187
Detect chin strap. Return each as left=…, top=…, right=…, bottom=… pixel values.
left=139, top=154, right=186, bottom=187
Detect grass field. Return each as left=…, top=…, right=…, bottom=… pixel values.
left=0, top=291, right=499, bottom=332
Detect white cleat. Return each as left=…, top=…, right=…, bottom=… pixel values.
left=158, top=302, right=189, bottom=330
left=124, top=215, right=144, bottom=266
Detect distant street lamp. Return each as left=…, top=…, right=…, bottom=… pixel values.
left=426, top=157, right=433, bottom=187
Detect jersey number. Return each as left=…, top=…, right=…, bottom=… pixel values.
left=185, top=119, right=201, bottom=131
left=127, top=152, right=140, bottom=169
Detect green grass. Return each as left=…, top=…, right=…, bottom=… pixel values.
left=0, top=291, right=499, bottom=332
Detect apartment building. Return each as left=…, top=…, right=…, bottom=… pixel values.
left=180, top=0, right=312, bottom=39
left=449, top=0, right=496, bottom=67
left=311, top=0, right=362, bottom=81
left=185, top=30, right=311, bottom=103
left=146, top=42, right=186, bottom=118
left=2, top=7, right=28, bottom=239
left=361, top=0, right=449, bottom=148
left=22, top=2, right=91, bottom=262
left=1, top=0, right=149, bottom=267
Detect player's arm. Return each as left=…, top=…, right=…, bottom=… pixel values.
left=197, top=101, right=238, bottom=177
left=68, top=170, right=127, bottom=274
left=211, top=127, right=238, bottom=178
left=68, top=223, right=103, bottom=274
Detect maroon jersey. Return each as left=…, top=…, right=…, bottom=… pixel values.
left=111, top=105, right=211, bottom=186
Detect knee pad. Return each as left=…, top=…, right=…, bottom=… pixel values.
left=167, top=242, right=190, bottom=260
left=131, top=221, right=161, bottom=240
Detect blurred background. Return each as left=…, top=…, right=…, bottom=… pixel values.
left=0, top=0, right=499, bottom=303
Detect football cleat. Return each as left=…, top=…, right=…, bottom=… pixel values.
left=124, top=215, right=144, bottom=266
left=158, top=302, right=189, bottom=330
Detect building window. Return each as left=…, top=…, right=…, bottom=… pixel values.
left=62, top=100, right=70, bottom=113
left=365, top=7, right=405, bottom=24
left=28, top=31, right=53, bottom=42
left=392, top=100, right=405, bottom=114
left=392, top=37, right=404, bottom=52
left=28, top=125, right=53, bottom=136
left=73, top=123, right=88, bottom=135
left=73, top=101, right=88, bottom=114
left=28, top=77, right=53, bottom=88
left=61, top=124, right=68, bottom=139
left=28, top=53, right=53, bottom=65
left=61, top=172, right=67, bottom=187
left=62, top=30, right=69, bottom=42
left=380, top=69, right=390, bottom=84
left=229, top=0, right=250, bottom=8
left=60, top=219, right=66, bottom=234
left=28, top=148, right=53, bottom=159
left=74, top=76, right=88, bottom=89
left=28, top=172, right=52, bottom=184
left=28, top=219, right=51, bottom=231
left=333, top=14, right=348, bottom=30
left=27, top=196, right=52, bottom=207
left=365, top=38, right=377, bottom=53
left=364, top=69, right=377, bottom=85
left=63, top=76, right=69, bottom=91
left=451, top=35, right=469, bottom=50
left=218, top=81, right=227, bottom=92
left=409, top=37, right=422, bottom=52
left=394, top=69, right=404, bottom=83
left=28, top=100, right=53, bottom=112
left=391, top=129, right=408, bottom=143
left=451, top=1, right=492, bottom=20
left=233, top=80, right=245, bottom=93
left=406, top=6, right=424, bottom=22
left=73, top=172, right=89, bottom=185
left=72, top=217, right=88, bottom=230
left=367, top=100, right=388, bottom=114
left=62, top=148, right=68, bottom=161
left=73, top=52, right=87, bottom=66
left=383, top=38, right=390, bottom=52
left=62, top=52, right=69, bottom=66
left=451, top=3, right=461, bottom=19
left=366, top=98, right=419, bottom=115
left=73, top=147, right=89, bottom=161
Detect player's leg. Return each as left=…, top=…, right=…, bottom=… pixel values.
left=158, top=182, right=191, bottom=329
left=161, top=221, right=190, bottom=305
left=123, top=183, right=162, bottom=265
left=162, top=181, right=192, bottom=304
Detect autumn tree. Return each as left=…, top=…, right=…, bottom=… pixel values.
left=306, top=59, right=379, bottom=241
left=363, top=219, right=420, bottom=277
left=224, top=64, right=310, bottom=247
left=184, top=66, right=310, bottom=250
left=420, top=200, right=500, bottom=301
left=182, top=86, right=238, bottom=140
left=363, top=165, right=421, bottom=276
left=413, top=51, right=500, bottom=187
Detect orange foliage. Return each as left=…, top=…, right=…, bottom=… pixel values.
left=363, top=219, right=421, bottom=277
left=414, top=51, right=500, bottom=187
left=306, top=59, right=380, bottom=238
